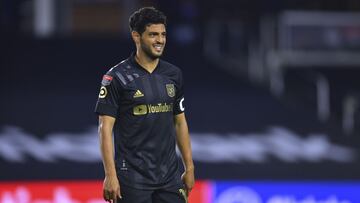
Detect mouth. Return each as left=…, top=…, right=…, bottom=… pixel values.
left=153, top=44, right=163, bottom=52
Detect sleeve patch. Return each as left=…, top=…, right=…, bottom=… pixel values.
left=98, top=86, right=107, bottom=98
left=101, top=75, right=113, bottom=86
left=179, top=97, right=185, bottom=111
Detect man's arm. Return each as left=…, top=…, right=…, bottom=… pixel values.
left=98, top=115, right=121, bottom=202
left=174, top=113, right=195, bottom=195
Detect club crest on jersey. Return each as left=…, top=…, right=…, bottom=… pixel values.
left=166, top=84, right=175, bottom=97
left=101, top=75, right=113, bottom=86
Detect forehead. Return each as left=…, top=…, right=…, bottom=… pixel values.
left=144, top=24, right=166, bottom=33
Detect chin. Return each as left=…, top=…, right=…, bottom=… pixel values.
left=144, top=49, right=163, bottom=59
left=151, top=52, right=163, bottom=58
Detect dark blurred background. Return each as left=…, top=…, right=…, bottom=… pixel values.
left=1, top=0, right=360, bottom=202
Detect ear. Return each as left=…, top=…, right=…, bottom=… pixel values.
left=131, top=31, right=141, bottom=44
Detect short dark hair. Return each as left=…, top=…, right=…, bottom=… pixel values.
left=129, top=7, right=167, bottom=35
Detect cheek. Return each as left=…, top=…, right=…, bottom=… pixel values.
left=145, top=38, right=154, bottom=44
left=140, top=38, right=150, bottom=46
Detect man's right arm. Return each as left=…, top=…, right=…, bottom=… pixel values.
left=98, top=115, right=121, bottom=202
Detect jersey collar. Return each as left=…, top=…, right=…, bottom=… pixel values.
left=129, top=52, right=161, bottom=74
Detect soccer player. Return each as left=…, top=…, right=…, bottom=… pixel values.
left=95, top=7, right=195, bottom=203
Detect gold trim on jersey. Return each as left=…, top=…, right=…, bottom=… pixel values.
left=179, top=188, right=188, bottom=203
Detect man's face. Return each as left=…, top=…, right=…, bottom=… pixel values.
left=139, top=24, right=166, bottom=59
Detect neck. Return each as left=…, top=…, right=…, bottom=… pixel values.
left=135, top=50, right=159, bottom=73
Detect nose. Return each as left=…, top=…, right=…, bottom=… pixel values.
left=156, top=35, right=165, bottom=44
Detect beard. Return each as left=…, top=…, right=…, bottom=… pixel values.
left=140, top=38, right=164, bottom=60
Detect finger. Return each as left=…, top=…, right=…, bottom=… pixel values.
left=103, top=190, right=109, bottom=201
left=106, top=191, right=114, bottom=202
left=112, top=191, right=118, bottom=203
left=117, top=187, right=122, bottom=199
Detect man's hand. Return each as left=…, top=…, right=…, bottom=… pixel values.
left=181, top=168, right=195, bottom=196
left=103, top=175, right=121, bottom=203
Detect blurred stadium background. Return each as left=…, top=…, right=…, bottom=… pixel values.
left=1, top=0, right=360, bottom=202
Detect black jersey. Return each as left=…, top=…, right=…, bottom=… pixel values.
left=95, top=53, right=185, bottom=189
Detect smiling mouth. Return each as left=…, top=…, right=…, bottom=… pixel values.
left=154, top=44, right=163, bottom=52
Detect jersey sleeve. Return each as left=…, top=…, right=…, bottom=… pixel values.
left=173, top=70, right=185, bottom=115
left=94, top=71, right=122, bottom=118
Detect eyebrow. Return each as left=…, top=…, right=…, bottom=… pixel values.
left=148, top=32, right=166, bottom=35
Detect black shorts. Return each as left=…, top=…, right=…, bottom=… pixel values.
left=118, top=183, right=187, bottom=203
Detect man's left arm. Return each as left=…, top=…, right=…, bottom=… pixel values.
left=174, top=113, right=195, bottom=195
